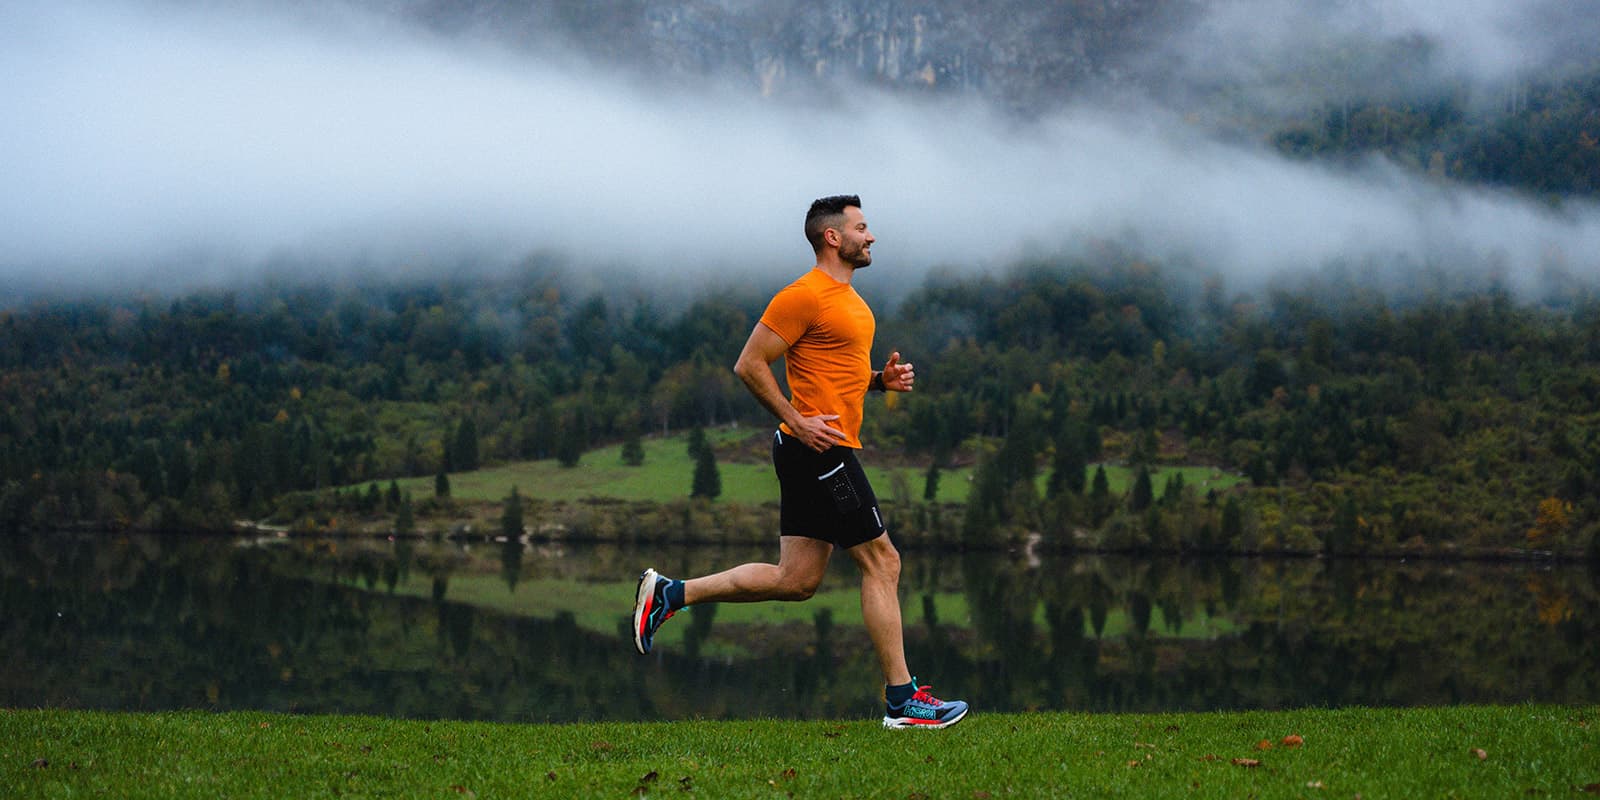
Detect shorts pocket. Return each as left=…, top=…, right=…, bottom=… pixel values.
left=817, top=462, right=862, bottom=513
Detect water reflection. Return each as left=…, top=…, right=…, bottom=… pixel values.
left=2, top=532, right=1596, bottom=722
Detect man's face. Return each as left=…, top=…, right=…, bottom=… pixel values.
left=834, top=206, right=875, bottom=268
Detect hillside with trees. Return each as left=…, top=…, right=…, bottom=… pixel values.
left=3, top=259, right=1596, bottom=560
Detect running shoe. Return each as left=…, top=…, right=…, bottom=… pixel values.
left=633, top=568, right=676, bottom=654
left=883, top=680, right=969, bottom=729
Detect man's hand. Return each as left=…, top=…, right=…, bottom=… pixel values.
left=791, top=413, right=847, bottom=452
left=880, top=351, right=915, bottom=392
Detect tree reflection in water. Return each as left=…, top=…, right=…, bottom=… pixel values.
left=1, top=532, right=1596, bottom=722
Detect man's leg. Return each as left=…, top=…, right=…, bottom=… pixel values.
left=844, top=532, right=911, bottom=686
left=683, top=535, right=832, bottom=604
left=848, top=532, right=969, bottom=729
left=635, top=536, right=831, bottom=654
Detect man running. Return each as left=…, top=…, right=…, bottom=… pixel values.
left=633, top=194, right=968, bottom=730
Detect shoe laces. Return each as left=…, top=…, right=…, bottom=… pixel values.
left=910, top=685, right=943, bottom=706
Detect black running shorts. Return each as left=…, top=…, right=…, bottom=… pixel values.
left=772, top=429, right=886, bottom=549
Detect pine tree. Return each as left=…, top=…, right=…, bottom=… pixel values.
left=454, top=416, right=479, bottom=471
left=691, top=443, right=721, bottom=500
left=395, top=492, right=415, bottom=535
left=1221, top=495, right=1244, bottom=547
left=620, top=432, right=645, bottom=466
left=434, top=468, right=451, bottom=498
left=556, top=423, right=583, bottom=467
left=1090, top=465, right=1111, bottom=524
left=1129, top=465, right=1154, bottom=511
left=501, top=486, right=524, bottom=538
left=1161, top=472, right=1185, bottom=505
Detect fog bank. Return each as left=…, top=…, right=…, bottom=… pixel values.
left=3, top=1, right=1597, bottom=302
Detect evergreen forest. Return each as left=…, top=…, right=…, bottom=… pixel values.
left=3, top=255, right=1598, bottom=560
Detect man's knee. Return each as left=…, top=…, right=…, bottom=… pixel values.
left=853, top=534, right=901, bottom=578
left=778, top=574, right=821, bottom=601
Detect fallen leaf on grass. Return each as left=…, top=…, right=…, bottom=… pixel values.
left=678, top=776, right=693, bottom=791
left=545, top=772, right=557, bottom=782
left=1231, top=758, right=1261, bottom=768
left=1127, top=760, right=1141, bottom=767
left=640, top=771, right=659, bottom=784
left=974, top=792, right=993, bottom=799
left=1198, top=754, right=1219, bottom=762
left=1472, top=748, right=1488, bottom=761
left=1581, top=783, right=1600, bottom=795
left=1282, top=735, right=1304, bottom=748
left=781, top=767, right=797, bottom=779
left=1255, top=740, right=1274, bottom=751
left=1306, top=780, right=1325, bottom=789
left=31, top=759, right=48, bottom=769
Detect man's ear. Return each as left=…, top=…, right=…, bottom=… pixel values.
left=824, top=228, right=841, bottom=248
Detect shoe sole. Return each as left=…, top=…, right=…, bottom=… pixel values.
left=882, top=706, right=968, bottom=729
left=633, top=568, right=659, bottom=655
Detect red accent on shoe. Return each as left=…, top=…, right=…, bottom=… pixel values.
left=638, top=594, right=654, bottom=638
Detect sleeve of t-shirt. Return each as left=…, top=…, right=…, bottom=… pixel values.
left=758, top=280, right=817, bottom=346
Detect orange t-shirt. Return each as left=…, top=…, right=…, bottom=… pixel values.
left=760, top=268, right=876, bottom=449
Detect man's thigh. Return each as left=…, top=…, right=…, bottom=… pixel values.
left=776, top=534, right=833, bottom=587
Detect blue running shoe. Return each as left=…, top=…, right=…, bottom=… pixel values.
left=883, top=680, right=968, bottom=729
left=633, top=568, right=676, bottom=654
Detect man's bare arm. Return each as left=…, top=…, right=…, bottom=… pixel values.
left=733, top=323, right=845, bottom=452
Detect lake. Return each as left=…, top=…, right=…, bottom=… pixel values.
left=3, top=531, right=1596, bottom=723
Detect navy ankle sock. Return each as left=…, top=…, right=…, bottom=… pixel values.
left=664, top=579, right=686, bottom=611
left=886, top=679, right=916, bottom=707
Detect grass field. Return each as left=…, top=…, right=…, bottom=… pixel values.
left=370, top=429, right=1243, bottom=507
left=5, top=706, right=1595, bottom=798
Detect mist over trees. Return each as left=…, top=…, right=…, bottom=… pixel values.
left=2, top=257, right=1597, bottom=559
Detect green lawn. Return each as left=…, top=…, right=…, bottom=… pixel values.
left=6, top=706, right=1595, bottom=798
left=365, top=429, right=1243, bottom=507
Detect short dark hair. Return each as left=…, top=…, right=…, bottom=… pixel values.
left=804, top=194, right=861, bottom=252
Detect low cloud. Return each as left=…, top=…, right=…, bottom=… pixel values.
left=2, top=1, right=1596, bottom=303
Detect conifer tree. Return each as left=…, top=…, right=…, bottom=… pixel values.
left=691, top=442, right=721, bottom=500
left=395, top=492, right=415, bottom=535
left=501, top=485, right=524, bottom=539
left=621, top=432, right=645, bottom=466
left=454, top=416, right=479, bottom=471
left=1129, top=465, right=1154, bottom=511
left=1090, top=465, right=1111, bottom=524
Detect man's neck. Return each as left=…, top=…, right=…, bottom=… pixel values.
left=813, top=259, right=854, bottom=284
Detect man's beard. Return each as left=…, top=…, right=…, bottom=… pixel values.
left=842, top=242, right=872, bottom=268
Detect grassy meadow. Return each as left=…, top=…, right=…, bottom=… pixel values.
left=370, top=428, right=1243, bottom=507
left=5, top=705, right=1595, bottom=799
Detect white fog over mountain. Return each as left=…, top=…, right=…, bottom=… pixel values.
left=3, top=0, right=1597, bottom=301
